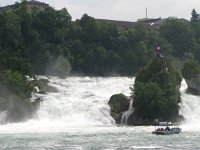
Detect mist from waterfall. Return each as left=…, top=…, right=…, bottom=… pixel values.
left=0, top=77, right=134, bottom=133
left=0, top=77, right=199, bottom=133
left=180, top=79, right=200, bottom=131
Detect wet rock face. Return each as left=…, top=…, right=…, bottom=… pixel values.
left=182, top=60, right=200, bottom=95
left=108, top=94, right=130, bottom=124
left=1, top=96, right=42, bottom=124
left=185, top=75, right=200, bottom=95
left=32, top=79, right=58, bottom=94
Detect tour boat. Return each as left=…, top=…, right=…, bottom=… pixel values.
left=152, top=122, right=182, bottom=135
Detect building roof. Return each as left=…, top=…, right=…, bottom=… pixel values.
left=95, top=17, right=168, bottom=30
left=27, top=0, right=49, bottom=6
left=137, top=17, right=161, bottom=23
left=96, top=19, right=137, bottom=28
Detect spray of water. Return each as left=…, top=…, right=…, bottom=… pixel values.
left=37, top=77, right=134, bottom=125
left=0, top=77, right=199, bottom=133
left=121, top=98, right=134, bottom=125
left=0, top=77, right=134, bottom=133
left=180, top=79, right=200, bottom=131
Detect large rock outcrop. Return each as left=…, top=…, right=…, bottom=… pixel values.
left=31, top=79, right=58, bottom=94
left=0, top=93, right=41, bottom=124
left=185, top=75, right=200, bottom=95
left=108, top=94, right=131, bottom=124
left=0, top=77, right=56, bottom=124
left=182, top=60, right=200, bottom=95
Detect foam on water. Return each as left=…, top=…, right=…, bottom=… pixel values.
left=0, top=77, right=200, bottom=133
left=0, top=77, right=134, bottom=133
left=180, top=79, right=200, bottom=131
left=37, top=77, right=134, bottom=125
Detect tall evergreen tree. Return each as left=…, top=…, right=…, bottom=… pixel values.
left=191, top=9, right=199, bottom=23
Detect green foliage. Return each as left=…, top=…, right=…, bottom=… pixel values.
left=160, top=18, right=194, bottom=56
left=1, top=2, right=200, bottom=82
left=1, top=3, right=200, bottom=77
left=182, top=60, right=200, bottom=80
left=2, top=1, right=200, bottom=122
left=133, top=82, right=167, bottom=119
left=0, top=70, right=34, bottom=98
left=191, top=9, right=199, bottom=23
left=132, top=58, right=181, bottom=121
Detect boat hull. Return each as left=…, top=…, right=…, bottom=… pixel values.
left=152, top=128, right=182, bottom=135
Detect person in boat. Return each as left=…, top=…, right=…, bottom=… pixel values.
left=165, top=126, right=170, bottom=131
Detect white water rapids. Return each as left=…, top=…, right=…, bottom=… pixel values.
left=180, top=79, right=200, bottom=131
left=0, top=77, right=199, bottom=133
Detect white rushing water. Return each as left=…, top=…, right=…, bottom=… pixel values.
left=0, top=77, right=199, bottom=134
left=37, top=77, right=134, bottom=125
left=0, top=77, right=200, bottom=149
left=121, top=98, right=134, bottom=125
left=0, top=77, right=134, bottom=133
left=180, top=79, right=200, bottom=131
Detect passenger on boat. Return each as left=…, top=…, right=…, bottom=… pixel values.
left=165, top=126, right=170, bottom=131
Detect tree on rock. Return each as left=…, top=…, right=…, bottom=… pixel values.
left=131, top=57, right=181, bottom=122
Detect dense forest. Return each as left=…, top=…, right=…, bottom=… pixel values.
left=1, top=1, right=200, bottom=122
left=1, top=3, right=200, bottom=78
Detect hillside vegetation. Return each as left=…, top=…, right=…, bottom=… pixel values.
left=1, top=1, right=200, bottom=123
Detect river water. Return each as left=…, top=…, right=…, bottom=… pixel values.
left=0, top=77, right=200, bottom=149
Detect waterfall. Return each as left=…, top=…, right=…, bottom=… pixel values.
left=180, top=79, right=200, bottom=130
left=0, top=77, right=200, bottom=132
left=36, top=77, right=134, bottom=126
left=0, top=111, right=7, bottom=124
left=121, top=98, right=134, bottom=125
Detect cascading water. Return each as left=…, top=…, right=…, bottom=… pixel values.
left=1, top=77, right=200, bottom=150
left=121, top=98, right=134, bottom=125
left=33, top=77, right=134, bottom=126
left=0, top=77, right=134, bottom=133
left=180, top=79, right=200, bottom=130
left=36, top=77, right=134, bottom=126
left=0, top=77, right=200, bottom=133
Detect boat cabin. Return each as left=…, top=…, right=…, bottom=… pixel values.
left=152, top=122, right=181, bottom=135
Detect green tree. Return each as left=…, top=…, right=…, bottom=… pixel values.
left=191, top=9, right=199, bottom=23
left=133, top=82, right=167, bottom=119
left=132, top=58, right=181, bottom=121
left=160, top=18, right=194, bottom=56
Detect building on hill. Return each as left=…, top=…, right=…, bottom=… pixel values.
left=137, top=17, right=167, bottom=30
left=26, top=0, right=49, bottom=13
left=0, top=0, right=49, bottom=13
left=96, top=17, right=166, bottom=30
left=137, top=17, right=161, bottom=24
left=96, top=19, right=137, bottom=29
